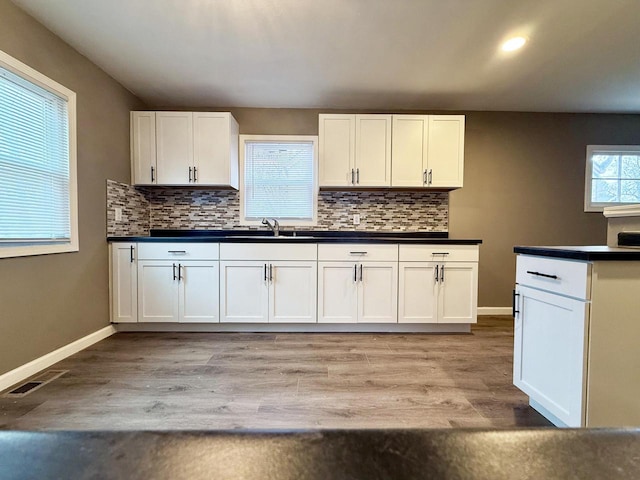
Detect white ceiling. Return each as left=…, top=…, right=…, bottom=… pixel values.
left=11, top=0, right=640, bottom=112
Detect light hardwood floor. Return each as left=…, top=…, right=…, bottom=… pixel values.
left=0, top=316, right=551, bottom=430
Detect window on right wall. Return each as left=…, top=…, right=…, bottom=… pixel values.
left=585, top=145, right=640, bottom=212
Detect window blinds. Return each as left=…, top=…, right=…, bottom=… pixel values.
left=244, top=141, right=315, bottom=220
left=0, top=65, right=71, bottom=242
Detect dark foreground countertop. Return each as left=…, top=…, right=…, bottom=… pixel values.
left=514, top=245, right=640, bottom=261
left=1, top=429, right=639, bottom=480
left=108, top=229, right=482, bottom=245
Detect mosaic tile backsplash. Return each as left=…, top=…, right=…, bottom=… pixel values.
left=107, top=180, right=449, bottom=235
left=106, top=180, right=150, bottom=236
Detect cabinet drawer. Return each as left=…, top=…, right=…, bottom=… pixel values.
left=318, top=244, right=398, bottom=262
left=399, top=245, right=479, bottom=262
left=220, top=243, right=317, bottom=261
left=516, top=255, right=591, bottom=300
left=137, top=242, right=219, bottom=260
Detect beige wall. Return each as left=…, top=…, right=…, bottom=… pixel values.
left=189, top=107, right=639, bottom=307
left=0, top=0, right=143, bottom=376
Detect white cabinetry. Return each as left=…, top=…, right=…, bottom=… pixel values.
left=109, top=242, right=138, bottom=323
left=219, top=244, right=317, bottom=323
left=318, top=245, right=398, bottom=323
left=319, top=113, right=464, bottom=189
left=131, top=111, right=239, bottom=187
left=391, top=115, right=465, bottom=188
left=514, top=254, right=640, bottom=427
left=398, top=245, right=478, bottom=324
left=318, top=114, right=391, bottom=187
left=137, top=243, right=219, bottom=323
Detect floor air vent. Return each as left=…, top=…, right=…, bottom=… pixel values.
left=3, top=370, right=68, bottom=398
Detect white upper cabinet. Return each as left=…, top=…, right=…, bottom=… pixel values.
left=391, top=115, right=428, bottom=187
left=131, top=111, right=239, bottom=188
left=318, top=114, right=391, bottom=187
left=193, top=112, right=239, bottom=188
left=391, top=114, right=465, bottom=188
left=130, top=112, right=157, bottom=185
left=320, top=113, right=464, bottom=189
left=354, top=114, right=392, bottom=187
left=426, top=115, right=465, bottom=188
left=156, top=111, right=193, bottom=185
left=319, top=114, right=356, bottom=187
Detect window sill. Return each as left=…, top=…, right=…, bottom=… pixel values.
left=0, top=242, right=79, bottom=259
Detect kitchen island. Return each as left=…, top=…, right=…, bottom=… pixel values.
left=513, top=245, right=640, bottom=427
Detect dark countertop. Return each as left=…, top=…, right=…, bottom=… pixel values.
left=1, top=429, right=639, bottom=479
left=108, top=229, right=482, bottom=245
left=514, top=245, right=640, bottom=261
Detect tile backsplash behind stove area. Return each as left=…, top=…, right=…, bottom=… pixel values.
left=106, top=179, right=449, bottom=236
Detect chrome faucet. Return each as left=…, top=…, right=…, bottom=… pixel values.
left=262, top=218, right=280, bottom=237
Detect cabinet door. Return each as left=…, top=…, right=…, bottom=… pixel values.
left=179, top=261, right=219, bottom=323
left=220, top=261, right=269, bottom=323
left=355, top=115, right=392, bottom=187
left=318, top=262, right=358, bottom=323
left=131, top=112, right=156, bottom=185
left=319, top=114, right=355, bottom=186
left=156, top=112, right=193, bottom=185
left=438, top=262, right=478, bottom=324
left=391, top=115, right=428, bottom=187
left=193, top=112, right=234, bottom=186
left=514, top=285, right=588, bottom=427
left=398, top=262, right=438, bottom=323
left=110, top=243, right=138, bottom=323
left=426, top=115, right=465, bottom=188
left=358, top=261, right=398, bottom=323
left=137, top=261, right=179, bottom=322
left=269, top=261, right=317, bottom=323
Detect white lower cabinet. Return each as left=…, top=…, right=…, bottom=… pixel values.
left=513, top=284, right=587, bottom=427
left=318, top=261, right=398, bottom=323
left=110, top=242, right=138, bottom=323
left=514, top=254, right=640, bottom=427
left=138, top=260, right=219, bottom=323
left=398, top=245, right=479, bottom=324
left=219, top=244, right=318, bottom=324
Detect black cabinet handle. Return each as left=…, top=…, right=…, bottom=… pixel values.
left=269, top=264, right=273, bottom=282
left=351, top=169, right=355, bottom=185
left=349, top=251, right=368, bottom=255
left=264, top=264, right=267, bottom=281
left=173, top=263, right=177, bottom=281
left=193, top=167, right=198, bottom=182
left=359, top=264, right=363, bottom=282
left=431, top=252, right=450, bottom=256
left=513, top=289, right=520, bottom=317
left=354, top=264, right=357, bottom=282
left=435, top=265, right=439, bottom=283
left=440, top=264, right=445, bottom=282
left=526, top=270, right=559, bottom=280
left=188, top=167, right=193, bottom=182
left=423, top=169, right=427, bottom=184
left=151, top=166, right=155, bottom=183
left=178, top=264, right=182, bottom=281
left=356, top=168, right=360, bottom=184
left=428, top=169, right=432, bottom=185
left=130, top=245, right=134, bottom=263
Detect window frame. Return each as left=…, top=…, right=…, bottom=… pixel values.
left=0, top=49, right=78, bottom=259
left=239, top=134, right=319, bottom=227
left=584, top=144, right=640, bottom=213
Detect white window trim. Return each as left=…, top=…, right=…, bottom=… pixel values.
left=585, top=145, right=640, bottom=213
left=239, top=134, right=319, bottom=227
left=0, top=49, right=78, bottom=259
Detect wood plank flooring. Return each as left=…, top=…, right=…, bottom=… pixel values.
left=0, top=316, right=552, bottom=430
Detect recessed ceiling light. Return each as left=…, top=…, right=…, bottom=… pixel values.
left=501, top=36, right=527, bottom=52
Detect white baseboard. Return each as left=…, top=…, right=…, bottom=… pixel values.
left=0, top=325, right=116, bottom=392
left=478, top=307, right=512, bottom=316
left=115, top=323, right=472, bottom=333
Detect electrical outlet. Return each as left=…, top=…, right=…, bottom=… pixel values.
left=353, top=214, right=360, bottom=225
left=115, top=207, right=123, bottom=222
